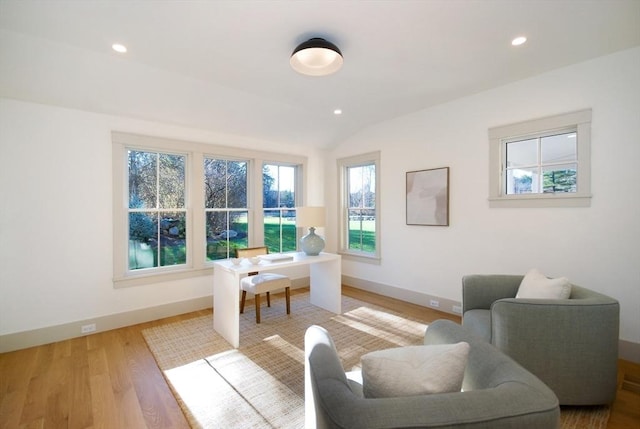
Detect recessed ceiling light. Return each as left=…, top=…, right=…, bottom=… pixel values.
left=112, top=43, right=127, bottom=53
left=511, top=36, right=527, bottom=46
left=334, top=109, right=342, bottom=115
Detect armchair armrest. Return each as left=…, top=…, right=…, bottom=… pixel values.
left=462, top=274, right=523, bottom=313
left=317, top=380, right=558, bottom=429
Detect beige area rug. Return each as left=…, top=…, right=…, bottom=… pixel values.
left=142, top=292, right=610, bottom=429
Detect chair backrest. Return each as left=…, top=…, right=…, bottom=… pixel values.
left=235, top=246, right=269, bottom=258
left=305, top=325, right=348, bottom=429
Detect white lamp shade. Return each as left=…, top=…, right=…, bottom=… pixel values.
left=296, top=206, right=326, bottom=227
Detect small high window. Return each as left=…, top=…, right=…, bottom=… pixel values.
left=505, top=130, right=577, bottom=195
left=489, top=109, right=592, bottom=208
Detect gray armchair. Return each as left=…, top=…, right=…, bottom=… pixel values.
left=462, top=274, right=620, bottom=405
left=304, top=320, right=559, bottom=429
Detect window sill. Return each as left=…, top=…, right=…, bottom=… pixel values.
left=339, top=251, right=381, bottom=265
left=113, top=266, right=213, bottom=288
left=489, top=193, right=592, bottom=208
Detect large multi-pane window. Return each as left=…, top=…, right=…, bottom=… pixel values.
left=113, top=132, right=306, bottom=287
left=128, top=150, right=187, bottom=270
left=338, top=152, right=380, bottom=260
left=489, top=109, right=591, bottom=208
left=263, top=164, right=298, bottom=253
left=204, top=158, right=249, bottom=260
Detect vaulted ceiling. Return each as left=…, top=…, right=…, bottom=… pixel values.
left=1, top=0, right=639, bottom=148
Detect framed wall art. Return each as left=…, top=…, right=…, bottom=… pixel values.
left=406, top=167, right=449, bottom=226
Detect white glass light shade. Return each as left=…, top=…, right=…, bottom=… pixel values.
left=290, top=38, right=343, bottom=76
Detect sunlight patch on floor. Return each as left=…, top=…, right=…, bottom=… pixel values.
left=262, top=334, right=304, bottom=364
left=333, top=305, right=428, bottom=347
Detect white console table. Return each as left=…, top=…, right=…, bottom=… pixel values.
left=213, top=252, right=341, bottom=348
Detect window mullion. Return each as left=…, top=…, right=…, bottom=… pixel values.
left=153, top=153, right=160, bottom=267
left=537, top=137, right=542, bottom=193
left=191, top=151, right=204, bottom=269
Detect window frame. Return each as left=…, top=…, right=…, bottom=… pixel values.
left=262, top=162, right=303, bottom=254
left=112, top=132, right=306, bottom=288
left=127, top=149, right=189, bottom=272
left=488, top=109, right=592, bottom=208
left=337, top=151, right=381, bottom=263
left=204, top=156, right=251, bottom=261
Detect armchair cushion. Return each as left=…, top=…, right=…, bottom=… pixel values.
left=515, top=268, right=571, bottom=299
left=360, top=342, right=469, bottom=398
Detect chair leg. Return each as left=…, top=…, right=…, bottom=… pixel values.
left=240, top=290, right=247, bottom=314
left=285, top=287, right=291, bottom=315
left=266, top=291, right=271, bottom=307
left=255, top=293, right=261, bottom=324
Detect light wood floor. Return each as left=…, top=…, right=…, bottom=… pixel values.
left=1, top=286, right=638, bottom=429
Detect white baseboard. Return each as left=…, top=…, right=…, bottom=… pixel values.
left=341, top=274, right=462, bottom=316
left=0, top=295, right=213, bottom=353
left=619, top=339, right=640, bottom=364
left=0, top=277, right=312, bottom=354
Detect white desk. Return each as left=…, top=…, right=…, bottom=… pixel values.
left=213, top=252, right=341, bottom=348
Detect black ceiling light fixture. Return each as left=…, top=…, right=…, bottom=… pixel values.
left=290, top=37, right=343, bottom=76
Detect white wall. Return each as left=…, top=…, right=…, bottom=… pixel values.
left=328, top=47, right=640, bottom=345
left=1, top=47, right=638, bottom=351
left=0, top=98, right=325, bottom=336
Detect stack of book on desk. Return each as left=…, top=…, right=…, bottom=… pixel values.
left=259, top=253, right=295, bottom=262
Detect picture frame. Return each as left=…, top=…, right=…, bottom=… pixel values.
left=406, top=167, right=449, bottom=226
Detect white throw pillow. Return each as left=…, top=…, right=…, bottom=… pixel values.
left=516, top=268, right=572, bottom=299
left=360, top=342, right=470, bottom=398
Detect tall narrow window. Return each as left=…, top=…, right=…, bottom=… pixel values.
left=128, top=150, right=187, bottom=270
left=338, top=152, right=380, bottom=261
left=263, top=164, right=297, bottom=253
left=204, top=158, right=249, bottom=260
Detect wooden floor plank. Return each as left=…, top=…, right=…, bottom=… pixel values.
left=17, top=343, right=55, bottom=427
left=88, top=374, right=119, bottom=429
left=100, top=330, right=147, bottom=429
left=0, top=390, right=25, bottom=429
left=0, top=347, right=38, bottom=429
left=120, top=325, right=189, bottom=429
left=68, top=337, right=93, bottom=429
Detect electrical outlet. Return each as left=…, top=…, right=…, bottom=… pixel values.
left=429, top=299, right=440, bottom=308
left=81, top=323, right=96, bottom=334
left=452, top=305, right=462, bottom=314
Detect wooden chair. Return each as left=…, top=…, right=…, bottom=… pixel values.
left=235, top=246, right=291, bottom=323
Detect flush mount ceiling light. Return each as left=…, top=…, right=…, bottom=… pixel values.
left=290, top=38, right=343, bottom=76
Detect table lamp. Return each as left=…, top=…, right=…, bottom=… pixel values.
left=296, top=206, right=326, bottom=256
